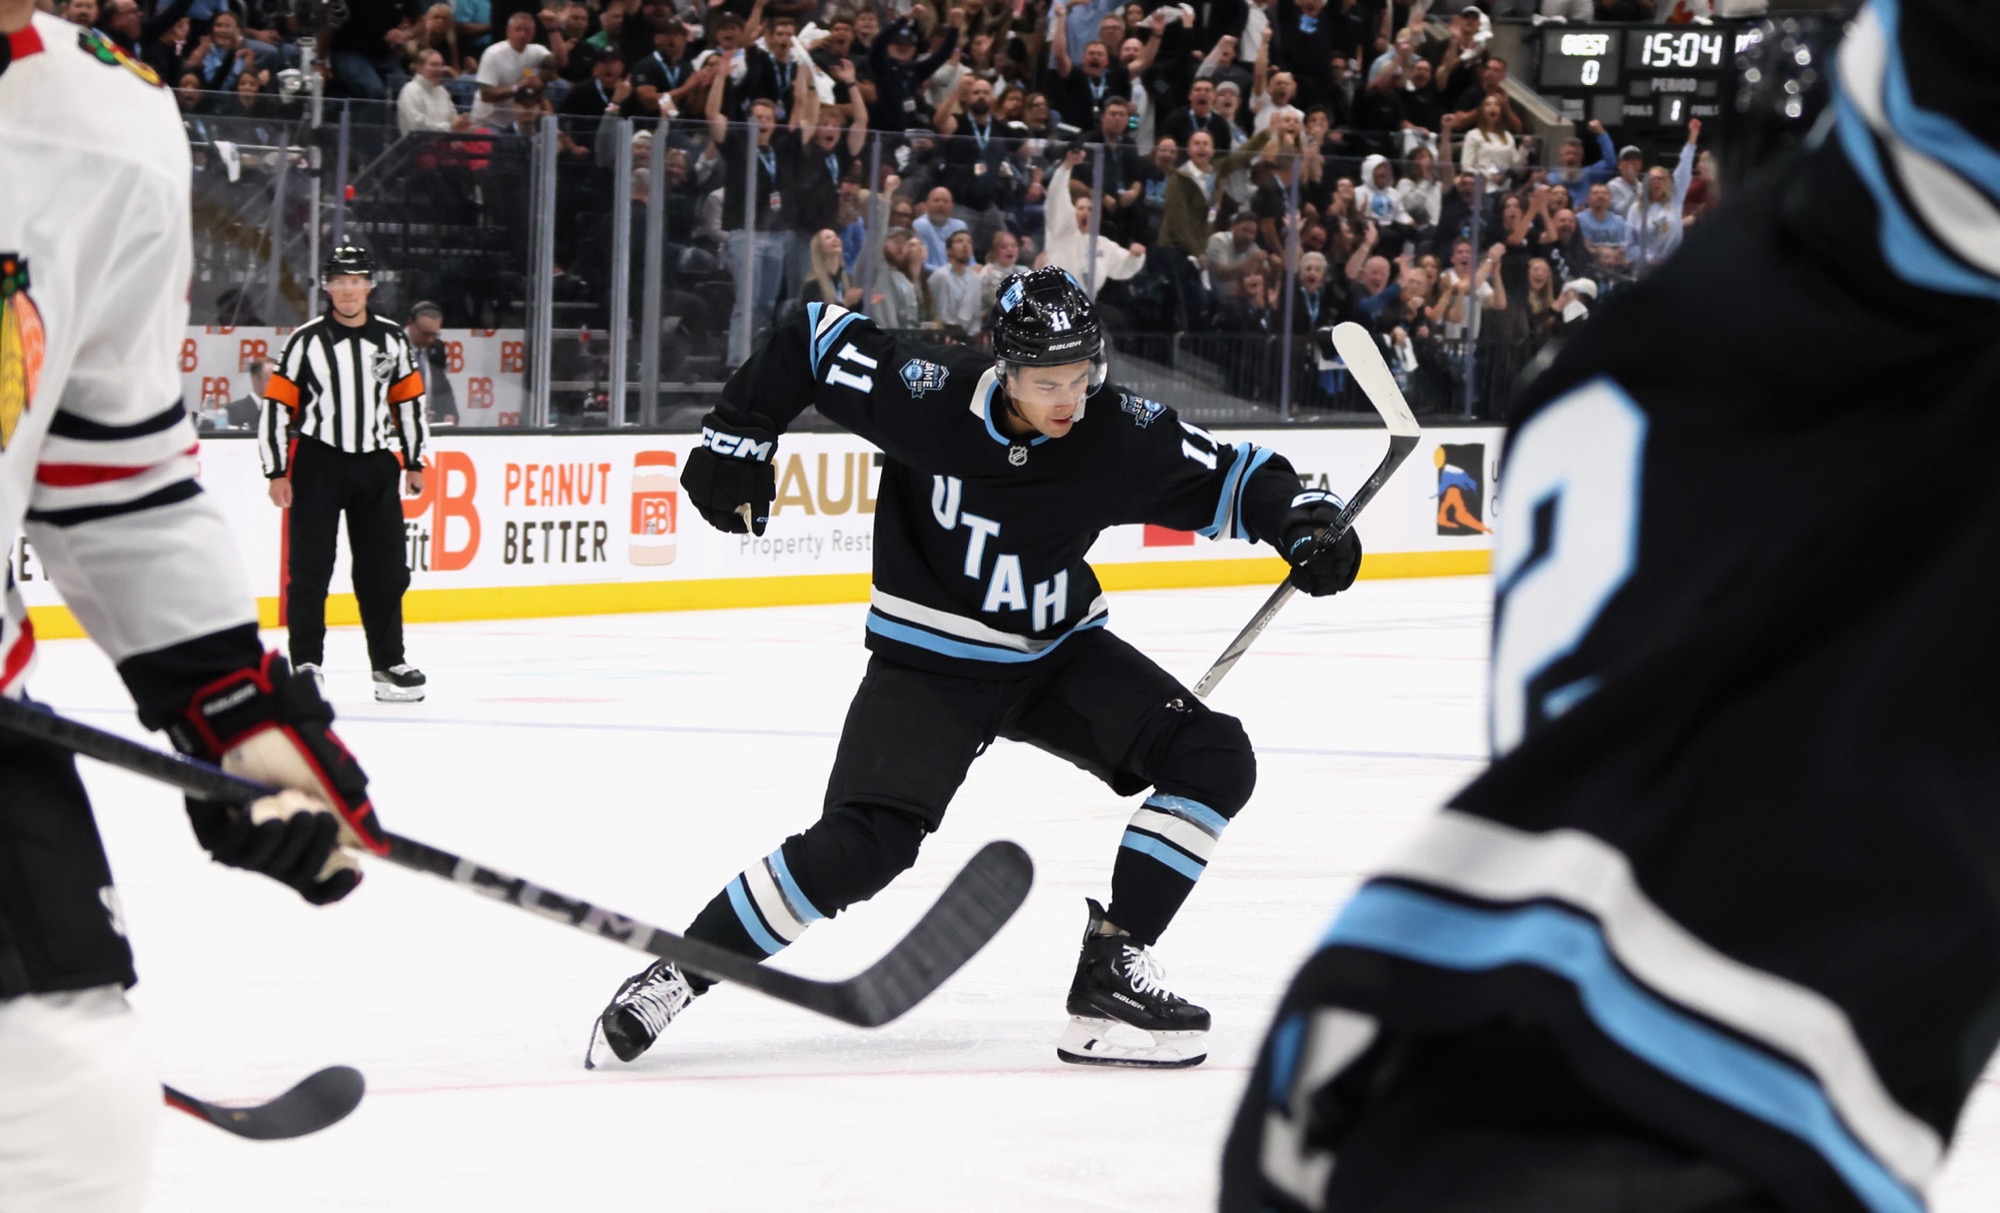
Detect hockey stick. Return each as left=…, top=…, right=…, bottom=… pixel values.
left=1191, top=322, right=1424, bottom=700
left=0, top=698, right=1033, bottom=1029
left=164, top=1066, right=364, bottom=1141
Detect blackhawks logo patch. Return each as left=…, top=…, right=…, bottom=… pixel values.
left=77, top=28, right=161, bottom=86
left=900, top=358, right=950, bottom=398
left=0, top=254, right=47, bottom=452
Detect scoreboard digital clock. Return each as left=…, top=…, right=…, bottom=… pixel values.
left=1533, top=24, right=1753, bottom=130
left=1628, top=29, right=1728, bottom=71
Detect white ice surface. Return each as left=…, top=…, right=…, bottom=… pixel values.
left=24, top=576, right=2000, bottom=1211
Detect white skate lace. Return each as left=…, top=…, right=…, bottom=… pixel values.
left=621, top=965, right=692, bottom=1036
left=1120, top=945, right=1174, bottom=1000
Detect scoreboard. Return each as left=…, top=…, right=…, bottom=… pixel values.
left=1534, top=24, right=1755, bottom=129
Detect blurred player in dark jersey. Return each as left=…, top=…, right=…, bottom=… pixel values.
left=1223, top=4, right=2000, bottom=1211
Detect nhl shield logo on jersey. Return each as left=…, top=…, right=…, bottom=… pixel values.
left=371, top=351, right=399, bottom=385
left=0, top=254, right=46, bottom=452
left=77, top=28, right=162, bottom=86
left=1118, top=392, right=1164, bottom=428
left=900, top=358, right=950, bottom=398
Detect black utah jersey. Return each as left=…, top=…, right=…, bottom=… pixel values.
left=714, top=304, right=1304, bottom=679
left=1224, top=4, right=2000, bottom=1210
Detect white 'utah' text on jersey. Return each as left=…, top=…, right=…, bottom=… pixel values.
left=712, top=304, right=1306, bottom=680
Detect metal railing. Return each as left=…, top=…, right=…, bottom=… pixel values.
left=180, top=95, right=1620, bottom=430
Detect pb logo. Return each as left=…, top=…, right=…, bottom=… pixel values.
left=179, top=339, right=199, bottom=373
left=445, top=341, right=465, bottom=373
left=629, top=450, right=678, bottom=566
left=467, top=377, right=494, bottom=410
left=398, top=450, right=481, bottom=572
left=237, top=338, right=268, bottom=365
left=500, top=341, right=525, bottom=374
left=1435, top=443, right=1491, bottom=536
left=200, top=376, right=231, bottom=406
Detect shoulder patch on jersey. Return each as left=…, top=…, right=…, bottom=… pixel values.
left=0, top=255, right=47, bottom=452
left=900, top=357, right=950, bottom=398
left=76, top=28, right=161, bottom=87
left=1118, top=391, right=1164, bottom=428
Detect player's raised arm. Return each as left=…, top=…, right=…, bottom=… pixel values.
left=680, top=302, right=928, bottom=537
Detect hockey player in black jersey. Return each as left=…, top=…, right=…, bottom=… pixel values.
left=588, top=267, right=1362, bottom=1070
left=1222, top=4, right=2000, bottom=1212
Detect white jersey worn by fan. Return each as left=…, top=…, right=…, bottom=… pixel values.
left=1, top=12, right=259, bottom=1211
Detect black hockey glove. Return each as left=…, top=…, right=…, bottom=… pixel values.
left=682, top=412, right=779, bottom=537
left=167, top=652, right=387, bottom=905
left=1280, top=490, right=1363, bottom=597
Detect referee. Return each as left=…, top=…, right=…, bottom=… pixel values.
left=260, top=244, right=430, bottom=702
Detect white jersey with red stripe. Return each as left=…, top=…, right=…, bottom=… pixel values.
left=0, top=13, right=257, bottom=698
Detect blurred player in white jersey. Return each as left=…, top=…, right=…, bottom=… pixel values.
left=1, top=8, right=389, bottom=1209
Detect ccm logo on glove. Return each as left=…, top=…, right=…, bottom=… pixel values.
left=703, top=428, right=774, bottom=461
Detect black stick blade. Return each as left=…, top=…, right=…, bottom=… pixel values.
left=164, top=1066, right=365, bottom=1141
left=822, top=839, right=1036, bottom=1027
left=630, top=840, right=1036, bottom=1027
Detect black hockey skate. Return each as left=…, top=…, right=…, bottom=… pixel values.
left=1057, top=898, right=1209, bottom=1068
left=372, top=664, right=426, bottom=703
left=585, top=959, right=696, bottom=1068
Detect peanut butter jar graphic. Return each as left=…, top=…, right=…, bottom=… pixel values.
left=629, top=450, right=679, bottom=566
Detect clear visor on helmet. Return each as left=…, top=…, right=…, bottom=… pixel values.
left=995, top=347, right=1108, bottom=393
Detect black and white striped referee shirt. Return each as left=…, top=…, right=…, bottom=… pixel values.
left=259, top=312, right=428, bottom=477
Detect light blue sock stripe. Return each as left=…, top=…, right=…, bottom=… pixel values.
left=766, top=849, right=824, bottom=923
left=1144, top=794, right=1229, bottom=836
left=1121, top=830, right=1206, bottom=882
left=725, top=876, right=787, bottom=956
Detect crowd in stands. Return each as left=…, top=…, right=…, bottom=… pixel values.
left=47, top=0, right=1726, bottom=413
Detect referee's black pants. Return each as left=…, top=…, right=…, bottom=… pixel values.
left=284, top=437, right=410, bottom=671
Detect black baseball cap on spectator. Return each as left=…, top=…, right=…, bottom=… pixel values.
left=889, top=19, right=920, bottom=43
left=1618, top=144, right=1644, bottom=160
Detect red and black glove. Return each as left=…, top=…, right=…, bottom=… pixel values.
left=166, top=652, right=387, bottom=905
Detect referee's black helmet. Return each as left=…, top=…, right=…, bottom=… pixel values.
left=990, top=267, right=1107, bottom=390
left=323, top=243, right=376, bottom=279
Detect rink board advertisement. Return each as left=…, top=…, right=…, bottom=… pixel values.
left=12, top=426, right=1502, bottom=636
left=179, top=326, right=527, bottom=427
